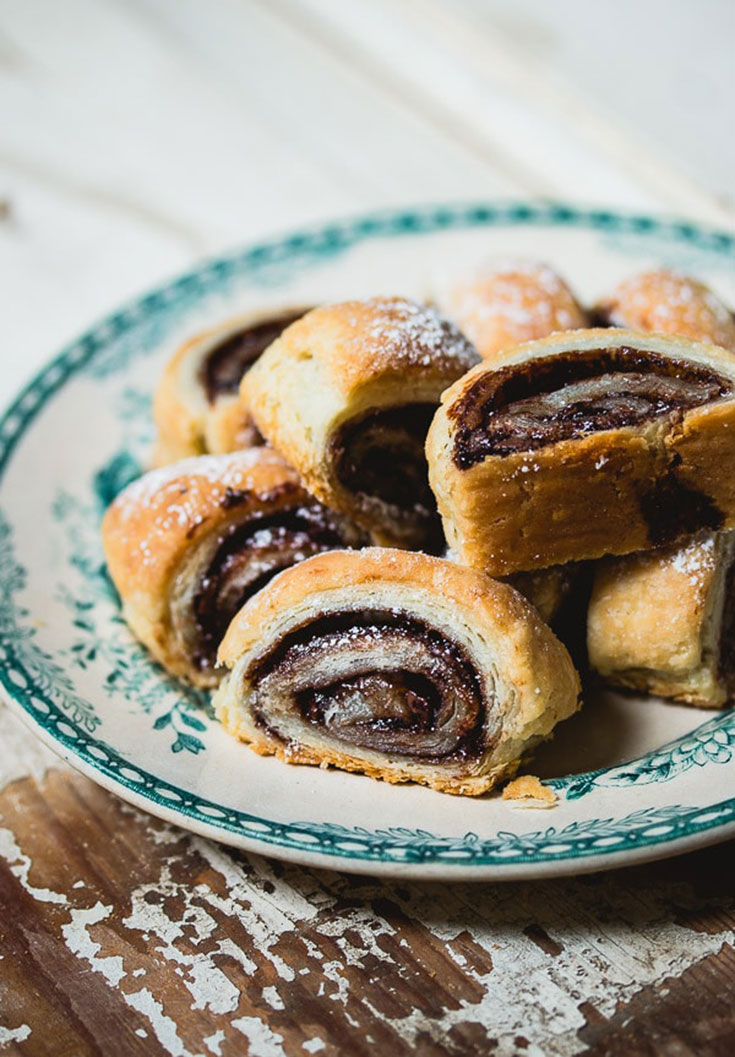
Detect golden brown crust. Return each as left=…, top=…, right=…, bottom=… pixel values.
left=103, top=449, right=294, bottom=603
left=102, top=449, right=316, bottom=687
left=216, top=548, right=581, bottom=796
left=586, top=279, right=735, bottom=707
left=152, top=307, right=307, bottom=467
left=427, top=329, right=735, bottom=575
left=588, top=532, right=735, bottom=707
left=241, top=297, right=478, bottom=546
left=439, top=260, right=588, bottom=361
left=595, top=270, right=735, bottom=352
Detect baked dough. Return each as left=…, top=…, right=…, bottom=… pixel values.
left=438, top=259, right=587, bottom=361
left=101, top=449, right=366, bottom=687
left=427, top=328, right=735, bottom=575
left=588, top=531, right=735, bottom=707
left=215, top=548, right=580, bottom=795
left=593, top=270, right=735, bottom=352
left=153, top=306, right=308, bottom=465
left=586, top=273, right=735, bottom=704
left=241, top=297, right=479, bottom=550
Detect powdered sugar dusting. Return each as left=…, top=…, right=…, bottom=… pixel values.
left=601, top=270, right=735, bottom=352
left=114, top=451, right=282, bottom=517
left=441, top=259, right=586, bottom=358
left=668, top=533, right=717, bottom=588
left=349, top=297, right=478, bottom=371
left=107, top=450, right=292, bottom=567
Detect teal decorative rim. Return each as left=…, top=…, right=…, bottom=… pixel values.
left=1, top=200, right=734, bottom=869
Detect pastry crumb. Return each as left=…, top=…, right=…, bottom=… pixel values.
left=502, top=775, right=557, bottom=808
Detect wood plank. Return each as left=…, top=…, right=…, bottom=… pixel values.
left=474, top=0, right=735, bottom=211
left=283, top=0, right=735, bottom=224
left=0, top=747, right=734, bottom=1056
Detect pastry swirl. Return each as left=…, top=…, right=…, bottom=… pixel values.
left=241, top=297, right=479, bottom=551
left=102, top=450, right=366, bottom=687
left=427, top=329, right=735, bottom=574
left=153, top=306, right=308, bottom=465
left=215, top=549, right=580, bottom=795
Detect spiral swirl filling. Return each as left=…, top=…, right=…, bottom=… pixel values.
left=246, top=610, right=487, bottom=760
left=202, top=309, right=306, bottom=402
left=191, top=505, right=362, bottom=670
left=331, top=404, right=444, bottom=550
left=451, top=348, right=732, bottom=469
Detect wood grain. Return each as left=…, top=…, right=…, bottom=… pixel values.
left=1, top=762, right=734, bottom=1057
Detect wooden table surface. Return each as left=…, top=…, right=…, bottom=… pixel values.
left=1, top=3, right=734, bottom=1054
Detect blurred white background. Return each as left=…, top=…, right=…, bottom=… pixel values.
left=1, top=0, right=733, bottom=397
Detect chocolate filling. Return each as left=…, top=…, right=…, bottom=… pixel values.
left=201, top=309, right=306, bottom=402
left=640, top=469, right=724, bottom=546
left=192, top=505, right=361, bottom=670
left=248, top=609, right=487, bottom=761
left=450, top=347, right=731, bottom=469
left=332, top=404, right=444, bottom=551
left=719, top=556, right=735, bottom=693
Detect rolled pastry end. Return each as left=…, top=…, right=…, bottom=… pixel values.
left=153, top=306, right=309, bottom=465
left=102, top=450, right=367, bottom=687
left=215, top=548, right=581, bottom=795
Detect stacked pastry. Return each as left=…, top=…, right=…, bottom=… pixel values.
left=585, top=271, right=735, bottom=706
left=102, top=267, right=735, bottom=796
left=434, top=263, right=735, bottom=704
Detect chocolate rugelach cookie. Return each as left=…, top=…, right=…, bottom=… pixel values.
left=102, top=449, right=367, bottom=687
left=439, top=258, right=588, bottom=361
left=215, top=548, right=580, bottom=795
left=153, top=306, right=309, bottom=465
left=427, top=328, right=735, bottom=575
left=588, top=530, right=735, bottom=707
left=592, top=269, right=735, bottom=352
left=241, top=296, right=479, bottom=552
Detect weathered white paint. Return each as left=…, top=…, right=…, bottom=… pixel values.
left=61, top=903, right=127, bottom=987
left=231, top=1016, right=286, bottom=1057
left=262, top=986, right=285, bottom=1011
left=302, top=1040, right=325, bottom=1054
left=123, top=864, right=242, bottom=1013
left=0, top=827, right=67, bottom=905
left=203, top=1029, right=225, bottom=1056
left=0, top=1023, right=32, bottom=1045
left=124, top=988, right=203, bottom=1057
left=2, top=783, right=734, bottom=1056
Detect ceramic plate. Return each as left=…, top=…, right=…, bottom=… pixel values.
left=2, top=201, right=734, bottom=880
